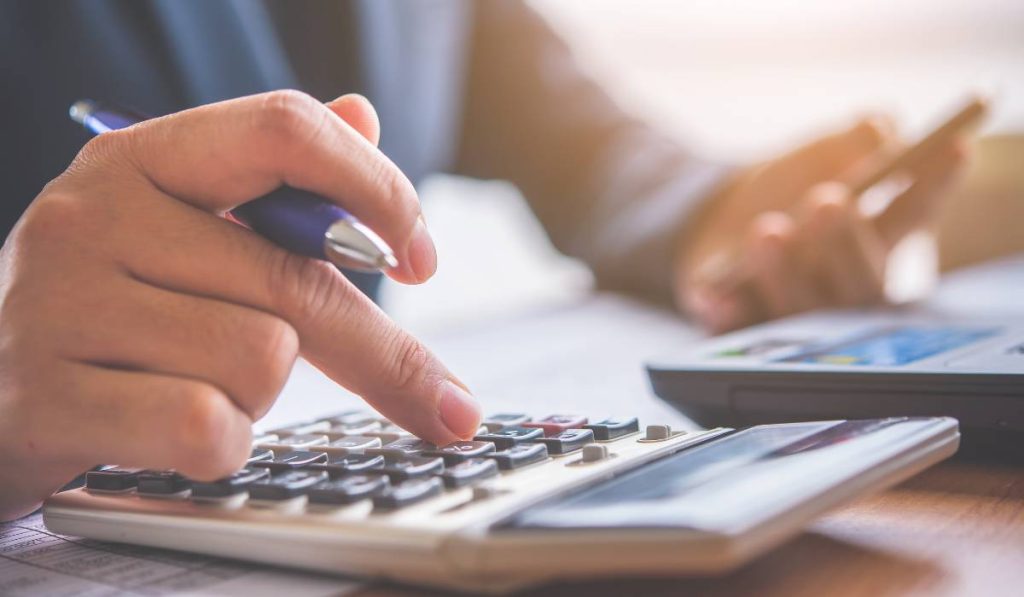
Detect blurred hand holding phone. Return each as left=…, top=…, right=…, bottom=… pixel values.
left=684, top=95, right=989, bottom=332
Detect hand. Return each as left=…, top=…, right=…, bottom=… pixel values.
left=0, top=90, right=481, bottom=521
left=677, top=118, right=969, bottom=333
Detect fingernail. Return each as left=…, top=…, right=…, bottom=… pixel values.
left=407, top=216, right=437, bottom=281
left=439, top=380, right=481, bottom=440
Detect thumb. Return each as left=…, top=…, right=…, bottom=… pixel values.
left=326, top=93, right=381, bottom=146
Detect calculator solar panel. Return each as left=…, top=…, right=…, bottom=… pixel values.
left=44, top=411, right=959, bottom=593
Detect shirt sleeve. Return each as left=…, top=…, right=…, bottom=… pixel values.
left=452, top=0, right=733, bottom=304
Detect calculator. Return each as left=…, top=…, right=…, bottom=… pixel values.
left=43, top=412, right=959, bottom=593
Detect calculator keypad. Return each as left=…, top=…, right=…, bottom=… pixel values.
left=83, top=411, right=695, bottom=515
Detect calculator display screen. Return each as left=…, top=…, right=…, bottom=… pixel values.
left=504, top=418, right=937, bottom=532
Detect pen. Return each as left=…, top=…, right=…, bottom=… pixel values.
left=69, top=100, right=398, bottom=272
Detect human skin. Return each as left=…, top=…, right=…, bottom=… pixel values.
left=677, top=118, right=968, bottom=333
left=0, top=91, right=481, bottom=521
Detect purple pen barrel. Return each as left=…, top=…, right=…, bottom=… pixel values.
left=231, top=188, right=349, bottom=261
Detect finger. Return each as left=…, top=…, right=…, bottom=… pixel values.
left=84, top=90, right=433, bottom=283
left=117, top=187, right=480, bottom=445
left=874, top=138, right=970, bottom=248
left=48, top=362, right=253, bottom=481
left=802, top=184, right=887, bottom=305
left=56, top=279, right=297, bottom=421
left=781, top=117, right=895, bottom=187
left=746, top=212, right=796, bottom=318
left=326, top=94, right=381, bottom=146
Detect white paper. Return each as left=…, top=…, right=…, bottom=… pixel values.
left=0, top=512, right=361, bottom=597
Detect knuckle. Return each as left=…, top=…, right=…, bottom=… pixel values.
left=385, top=334, right=433, bottom=394
left=172, top=384, right=248, bottom=479
left=268, top=249, right=354, bottom=322
left=17, top=193, right=88, bottom=249
left=255, top=90, right=325, bottom=149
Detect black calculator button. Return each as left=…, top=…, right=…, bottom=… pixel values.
left=377, top=455, right=445, bottom=481
left=366, top=438, right=432, bottom=459
left=320, top=411, right=377, bottom=426
left=310, top=454, right=386, bottom=477
left=373, top=477, right=444, bottom=511
left=85, top=467, right=141, bottom=492
left=250, top=450, right=329, bottom=471
left=583, top=417, right=640, bottom=440
left=423, top=441, right=496, bottom=464
left=483, top=443, right=548, bottom=470
left=247, top=448, right=275, bottom=464
left=258, top=434, right=329, bottom=452
left=266, top=420, right=331, bottom=437
left=191, top=468, right=269, bottom=499
left=439, top=458, right=499, bottom=488
left=248, top=470, right=327, bottom=500
left=474, top=426, right=544, bottom=449
left=529, top=428, right=595, bottom=454
left=310, top=435, right=383, bottom=455
left=521, top=415, right=588, bottom=436
left=308, top=475, right=390, bottom=505
left=137, top=471, right=191, bottom=496
left=325, top=421, right=382, bottom=438
left=482, top=413, right=530, bottom=431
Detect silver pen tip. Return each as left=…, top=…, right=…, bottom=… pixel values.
left=69, top=100, right=96, bottom=125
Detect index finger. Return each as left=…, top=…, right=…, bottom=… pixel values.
left=104, top=90, right=432, bottom=283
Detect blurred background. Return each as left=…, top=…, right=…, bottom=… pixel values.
left=382, top=0, right=1024, bottom=336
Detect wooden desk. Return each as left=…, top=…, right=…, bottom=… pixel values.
left=358, top=461, right=1024, bottom=597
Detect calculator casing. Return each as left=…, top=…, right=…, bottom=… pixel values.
left=647, top=309, right=1024, bottom=459
left=43, top=417, right=958, bottom=593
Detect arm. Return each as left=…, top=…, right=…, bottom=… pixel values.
left=453, top=1, right=729, bottom=304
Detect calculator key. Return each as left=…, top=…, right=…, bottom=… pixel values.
left=320, top=411, right=377, bottom=426
left=366, top=438, right=432, bottom=459
left=324, top=421, right=383, bottom=439
left=258, top=434, right=329, bottom=452
left=247, top=448, right=275, bottom=464
left=583, top=417, right=640, bottom=440
left=308, top=475, right=391, bottom=505
left=250, top=450, right=329, bottom=471
left=309, top=436, right=382, bottom=456
left=423, top=441, right=496, bottom=464
left=365, top=424, right=415, bottom=443
left=483, top=443, right=549, bottom=470
left=373, top=477, right=444, bottom=511
left=474, top=426, right=544, bottom=449
left=482, top=413, right=531, bottom=431
left=191, top=468, right=269, bottom=499
left=522, top=415, right=588, bottom=436
left=251, top=434, right=279, bottom=446
left=377, top=456, right=445, bottom=481
left=309, top=454, right=386, bottom=477
left=137, top=471, right=191, bottom=496
left=439, top=458, right=499, bottom=488
left=248, top=470, right=326, bottom=501
left=580, top=443, right=610, bottom=463
left=529, top=428, right=595, bottom=454
left=85, top=467, right=141, bottom=492
left=266, top=421, right=331, bottom=437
